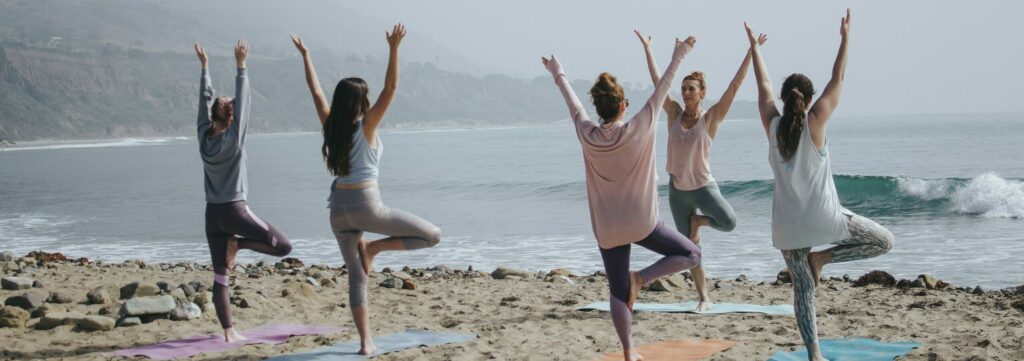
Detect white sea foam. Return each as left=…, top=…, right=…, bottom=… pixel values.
left=4, top=137, right=186, bottom=152
left=896, top=177, right=951, bottom=201
left=950, top=173, right=1024, bottom=218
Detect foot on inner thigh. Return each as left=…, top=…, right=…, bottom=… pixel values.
left=628, top=271, right=644, bottom=311
left=689, top=214, right=709, bottom=243
left=225, top=235, right=240, bottom=270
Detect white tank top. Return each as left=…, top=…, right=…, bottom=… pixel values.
left=768, top=115, right=850, bottom=250
left=666, top=112, right=713, bottom=191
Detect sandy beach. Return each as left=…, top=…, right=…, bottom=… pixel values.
left=1, top=251, right=1022, bottom=360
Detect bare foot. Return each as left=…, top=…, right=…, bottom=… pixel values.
left=622, top=348, right=643, bottom=361
left=358, top=339, right=377, bottom=355
left=225, top=235, right=240, bottom=270
left=689, top=214, right=708, bottom=243
left=357, top=239, right=374, bottom=276
left=627, top=271, right=644, bottom=311
left=808, top=251, right=830, bottom=287
left=224, top=327, right=247, bottom=343
left=696, top=297, right=711, bottom=312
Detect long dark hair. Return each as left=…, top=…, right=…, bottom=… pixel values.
left=776, top=74, right=815, bottom=161
left=323, top=78, right=370, bottom=177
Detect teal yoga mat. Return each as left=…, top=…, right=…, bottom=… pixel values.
left=767, top=338, right=921, bottom=361
left=577, top=301, right=794, bottom=315
left=265, top=329, right=476, bottom=361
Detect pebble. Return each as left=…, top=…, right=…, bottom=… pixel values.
left=122, top=295, right=176, bottom=316
left=5, top=292, right=45, bottom=310
left=35, top=311, right=85, bottom=330
left=491, top=267, right=531, bottom=280
left=117, top=317, right=142, bottom=327
left=47, top=292, right=74, bottom=304
left=77, top=315, right=115, bottom=331
left=87, top=286, right=115, bottom=304
left=0, top=306, right=30, bottom=328
left=1, top=276, right=34, bottom=290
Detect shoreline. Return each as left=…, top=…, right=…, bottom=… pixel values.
left=2, top=251, right=1022, bottom=360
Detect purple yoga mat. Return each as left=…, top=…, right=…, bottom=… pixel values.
left=110, top=324, right=343, bottom=360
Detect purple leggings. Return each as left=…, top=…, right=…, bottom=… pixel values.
left=599, top=221, right=701, bottom=349
left=205, top=201, right=292, bottom=329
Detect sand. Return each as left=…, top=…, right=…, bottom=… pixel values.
left=1, top=253, right=1022, bottom=360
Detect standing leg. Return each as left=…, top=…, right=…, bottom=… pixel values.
left=599, top=244, right=641, bottom=361
left=331, top=210, right=376, bottom=355
left=205, top=203, right=247, bottom=343
left=669, top=185, right=710, bottom=309
left=782, top=248, right=825, bottom=361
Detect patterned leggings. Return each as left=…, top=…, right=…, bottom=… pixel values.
left=781, top=211, right=893, bottom=351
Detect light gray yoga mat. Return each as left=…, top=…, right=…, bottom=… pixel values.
left=265, top=329, right=476, bottom=361
left=577, top=301, right=794, bottom=315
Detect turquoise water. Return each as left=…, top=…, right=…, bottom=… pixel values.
left=1, top=113, right=1022, bottom=289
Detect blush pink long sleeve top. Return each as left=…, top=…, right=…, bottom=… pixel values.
left=546, top=41, right=691, bottom=249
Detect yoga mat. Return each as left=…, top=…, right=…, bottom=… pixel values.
left=578, top=301, right=794, bottom=315
left=591, top=339, right=736, bottom=361
left=266, top=329, right=476, bottom=361
left=768, top=338, right=921, bottom=361
left=110, top=324, right=342, bottom=360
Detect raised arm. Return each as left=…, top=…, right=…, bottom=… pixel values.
left=638, top=37, right=693, bottom=131
left=291, top=34, right=330, bottom=125
left=634, top=30, right=682, bottom=121
left=231, top=39, right=251, bottom=145
left=194, top=43, right=214, bottom=137
left=745, top=22, right=778, bottom=138
left=541, top=55, right=592, bottom=133
left=705, top=33, right=767, bottom=139
left=362, top=23, right=405, bottom=142
left=808, top=9, right=851, bottom=142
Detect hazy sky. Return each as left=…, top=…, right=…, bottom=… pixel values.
left=337, top=0, right=1022, bottom=117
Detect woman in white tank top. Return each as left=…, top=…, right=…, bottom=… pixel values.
left=747, top=10, right=894, bottom=361
left=633, top=30, right=764, bottom=311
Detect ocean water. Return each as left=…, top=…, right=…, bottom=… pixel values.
left=1, top=113, right=1022, bottom=289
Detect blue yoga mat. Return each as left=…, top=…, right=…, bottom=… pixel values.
left=768, top=338, right=921, bottom=361
left=265, top=329, right=476, bottom=361
left=577, top=301, right=794, bottom=315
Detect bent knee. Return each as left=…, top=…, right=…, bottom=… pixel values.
left=878, top=229, right=894, bottom=254
left=717, top=214, right=737, bottom=232
left=276, top=239, right=293, bottom=257
left=424, top=226, right=442, bottom=247
left=689, top=247, right=703, bottom=266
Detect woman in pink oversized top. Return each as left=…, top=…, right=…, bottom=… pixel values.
left=542, top=36, right=701, bottom=361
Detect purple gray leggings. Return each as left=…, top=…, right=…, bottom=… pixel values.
left=599, top=221, right=702, bottom=349
left=205, top=201, right=292, bottom=329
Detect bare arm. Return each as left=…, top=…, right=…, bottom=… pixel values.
left=291, top=34, right=330, bottom=125
left=745, top=22, right=778, bottom=138
left=634, top=30, right=682, bottom=120
left=705, top=34, right=767, bottom=139
left=362, top=23, right=406, bottom=143
left=808, top=9, right=851, bottom=146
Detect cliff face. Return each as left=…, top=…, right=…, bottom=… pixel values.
left=0, top=45, right=579, bottom=143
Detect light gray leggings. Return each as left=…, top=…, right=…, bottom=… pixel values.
left=781, top=211, right=893, bottom=354
left=329, top=187, right=441, bottom=307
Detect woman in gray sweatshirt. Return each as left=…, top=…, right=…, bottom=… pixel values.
left=194, top=40, right=293, bottom=343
